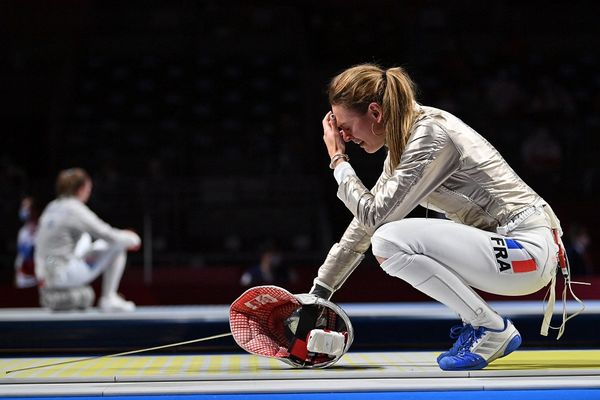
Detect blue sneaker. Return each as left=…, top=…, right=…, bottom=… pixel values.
left=437, top=318, right=521, bottom=371
left=436, top=323, right=474, bottom=363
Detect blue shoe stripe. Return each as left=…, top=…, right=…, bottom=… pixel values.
left=504, top=334, right=522, bottom=356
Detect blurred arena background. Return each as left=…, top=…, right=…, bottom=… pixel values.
left=1, top=0, right=599, bottom=307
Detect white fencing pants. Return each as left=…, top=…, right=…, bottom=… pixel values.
left=52, top=233, right=128, bottom=298
left=371, top=218, right=557, bottom=329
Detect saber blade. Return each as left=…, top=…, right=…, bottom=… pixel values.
left=5, top=332, right=233, bottom=374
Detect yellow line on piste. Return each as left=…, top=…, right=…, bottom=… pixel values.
left=489, top=350, right=600, bottom=370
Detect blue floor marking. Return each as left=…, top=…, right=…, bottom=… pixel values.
left=4, top=389, right=600, bottom=400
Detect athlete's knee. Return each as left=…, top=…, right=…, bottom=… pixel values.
left=371, top=224, right=403, bottom=259
left=103, top=242, right=129, bottom=262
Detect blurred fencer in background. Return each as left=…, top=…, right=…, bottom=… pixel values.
left=34, top=168, right=141, bottom=312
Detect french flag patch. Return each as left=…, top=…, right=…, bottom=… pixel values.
left=491, top=237, right=537, bottom=274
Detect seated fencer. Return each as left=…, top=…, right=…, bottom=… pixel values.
left=308, top=64, right=579, bottom=371
left=35, top=168, right=141, bottom=312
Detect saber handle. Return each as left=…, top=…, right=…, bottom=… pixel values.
left=5, top=332, right=233, bottom=375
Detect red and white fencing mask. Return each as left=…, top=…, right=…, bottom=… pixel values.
left=229, top=285, right=353, bottom=368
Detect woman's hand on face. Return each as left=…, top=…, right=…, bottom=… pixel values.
left=322, top=111, right=345, bottom=158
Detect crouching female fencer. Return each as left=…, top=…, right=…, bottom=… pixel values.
left=35, top=168, right=140, bottom=312
left=309, top=64, right=577, bottom=371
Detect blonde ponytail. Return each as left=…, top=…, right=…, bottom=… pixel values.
left=382, top=67, right=418, bottom=171
left=328, top=64, right=418, bottom=173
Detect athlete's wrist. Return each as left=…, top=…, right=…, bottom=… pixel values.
left=310, top=281, right=334, bottom=300
left=329, top=153, right=349, bottom=169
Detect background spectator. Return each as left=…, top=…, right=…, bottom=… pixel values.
left=14, top=196, right=40, bottom=288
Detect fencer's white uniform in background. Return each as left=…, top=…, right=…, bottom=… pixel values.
left=313, top=105, right=562, bottom=332
left=35, top=197, right=140, bottom=311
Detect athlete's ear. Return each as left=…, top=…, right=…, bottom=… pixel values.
left=368, top=102, right=382, bottom=123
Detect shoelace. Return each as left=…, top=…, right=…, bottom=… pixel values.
left=444, top=324, right=473, bottom=355
left=456, top=326, right=486, bottom=355
left=449, top=324, right=471, bottom=339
